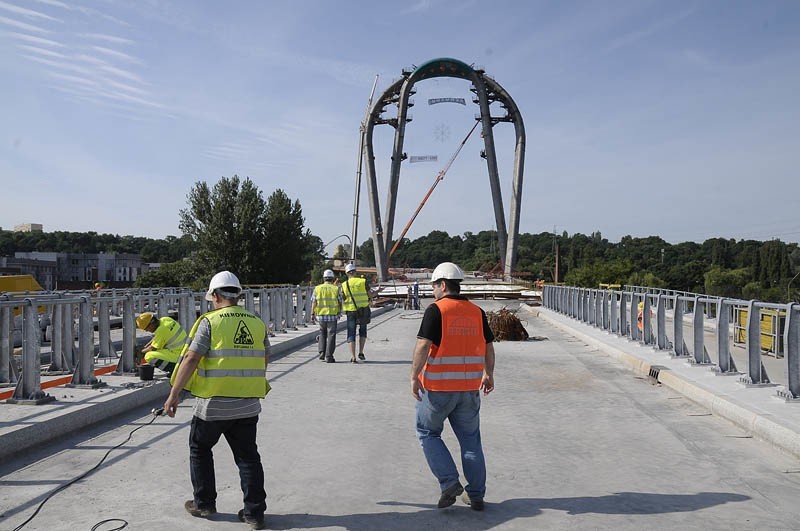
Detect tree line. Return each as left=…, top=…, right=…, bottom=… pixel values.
left=358, top=230, right=800, bottom=302
left=3, top=175, right=798, bottom=302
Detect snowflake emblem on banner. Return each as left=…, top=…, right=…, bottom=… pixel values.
left=433, top=123, right=451, bottom=143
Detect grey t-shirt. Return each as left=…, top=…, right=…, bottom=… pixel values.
left=188, top=317, right=267, bottom=421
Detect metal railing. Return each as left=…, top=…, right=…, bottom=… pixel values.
left=0, top=285, right=314, bottom=404
left=543, top=285, right=800, bottom=402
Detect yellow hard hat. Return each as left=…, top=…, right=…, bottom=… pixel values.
left=136, top=312, right=155, bottom=330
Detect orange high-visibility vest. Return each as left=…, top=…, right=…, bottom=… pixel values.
left=419, top=297, right=486, bottom=392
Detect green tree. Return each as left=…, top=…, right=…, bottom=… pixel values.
left=179, top=175, right=269, bottom=283
left=262, top=189, right=323, bottom=284
left=704, top=266, right=752, bottom=298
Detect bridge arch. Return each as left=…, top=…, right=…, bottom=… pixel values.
left=363, top=58, right=525, bottom=280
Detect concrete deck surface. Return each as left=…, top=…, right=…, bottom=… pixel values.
left=1, top=301, right=800, bottom=530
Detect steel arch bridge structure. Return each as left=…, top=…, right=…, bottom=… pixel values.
left=362, top=58, right=526, bottom=281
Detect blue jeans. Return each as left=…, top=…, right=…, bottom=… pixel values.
left=415, top=390, right=486, bottom=500
left=189, top=415, right=266, bottom=518
left=346, top=311, right=367, bottom=342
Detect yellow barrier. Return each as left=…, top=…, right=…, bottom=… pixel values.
left=733, top=307, right=785, bottom=356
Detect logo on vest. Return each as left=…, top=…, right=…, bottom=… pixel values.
left=447, top=316, right=478, bottom=336
left=234, top=320, right=254, bottom=346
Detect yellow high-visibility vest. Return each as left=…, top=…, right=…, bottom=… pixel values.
left=172, top=306, right=270, bottom=398
left=342, top=277, right=368, bottom=312
left=314, top=282, right=341, bottom=316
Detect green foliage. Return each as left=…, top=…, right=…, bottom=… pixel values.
left=179, top=178, right=323, bottom=285
left=704, top=266, right=752, bottom=298
left=134, top=259, right=208, bottom=289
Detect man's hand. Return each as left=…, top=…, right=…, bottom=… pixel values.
left=480, top=373, right=494, bottom=395
left=164, top=392, right=180, bottom=418
left=411, top=378, right=424, bottom=401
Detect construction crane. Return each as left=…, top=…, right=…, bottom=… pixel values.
left=388, top=120, right=480, bottom=260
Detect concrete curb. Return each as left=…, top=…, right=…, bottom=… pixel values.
left=526, top=304, right=800, bottom=460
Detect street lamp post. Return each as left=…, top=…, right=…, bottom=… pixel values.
left=324, top=234, right=353, bottom=264
left=788, top=271, right=800, bottom=302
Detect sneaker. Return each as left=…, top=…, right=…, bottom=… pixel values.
left=358, top=353, right=366, bottom=361
left=437, top=482, right=463, bottom=508
left=326, top=357, right=336, bottom=363
left=184, top=499, right=216, bottom=518
left=237, top=509, right=266, bottom=530
left=461, top=491, right=485, bottom=511
left=319, top=353, right=325, bottom=361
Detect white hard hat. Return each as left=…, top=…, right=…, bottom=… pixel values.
left=345, top=263, right=357, bottom=273
left=323, top=269, right=335, bottom=279
left=205, top=270, right=242, bottom=301
left=431, top=262, right=464, bottom=282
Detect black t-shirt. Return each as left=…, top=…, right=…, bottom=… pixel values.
left=417, top=295, right=494, bottom=346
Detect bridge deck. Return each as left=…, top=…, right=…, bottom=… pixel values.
left=2, top=302, right=800, bottom=530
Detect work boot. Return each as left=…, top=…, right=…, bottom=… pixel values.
left=326, top=357, right=336, bottom=363
left=237, top=509, right=266, bottom=530
left=462, top=491, right=485, bottom=511
left=319, top=353, right=325, bottom=361
left=184, top=499, right=216, bottom=518
left=437, top=481, right=463, bottom=508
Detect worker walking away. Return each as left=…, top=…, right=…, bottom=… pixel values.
left=164, top=271, right=270, bottom=530
left=410, top=262, right=495, bottom=511
left=135, top=311, right=187, bottom=376
left=311, top=269, right=343, bottom=363
left=342, top=263, right=371, bottom=361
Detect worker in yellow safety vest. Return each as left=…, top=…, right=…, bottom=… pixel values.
left=164, top=270, right=269, bottom=529
left=311, top=269, right=343, bottom=363
left=342, top=263, right=371, bottom=361
left=135, top=312, right=187, bottom=376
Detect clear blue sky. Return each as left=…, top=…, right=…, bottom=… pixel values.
left=2, top=0, right=799, bottom=253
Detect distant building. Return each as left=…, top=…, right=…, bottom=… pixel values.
left=14, top=251, right=144, bottom=287
left=14, top=223, right=43, bottom=233
left=0, top=256, right=57, bottom=290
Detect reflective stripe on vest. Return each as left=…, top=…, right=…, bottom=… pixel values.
left=144, top=350, right=178, bottom=369
left=152, top=317, right=187, bottom=355
left=314, top=283, right=340, bottom=316
left=342, top=277, right=368, bottom=311
left=420, top=298, right=486, bottom=392
left=172, top=306, right=269, bottom=398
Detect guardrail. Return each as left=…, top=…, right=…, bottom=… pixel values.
left=0, top=286, right=314, bottom=404
left=543, top=285, right=800, bottom=402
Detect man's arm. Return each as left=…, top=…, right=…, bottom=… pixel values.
left=481, top=342, right=495, bottom=395
left=164, top=350, right=201, bottom=417
left=410, top=338, right=432, bottom=401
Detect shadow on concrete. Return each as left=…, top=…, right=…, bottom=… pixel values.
left=264, top=491, right=750, bottom=530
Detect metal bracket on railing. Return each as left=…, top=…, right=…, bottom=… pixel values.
left=689, top=295, right=712, bottom=365
left=714, top=299, right=739, bottom=376
left=66, top=296, right=106, bottom=389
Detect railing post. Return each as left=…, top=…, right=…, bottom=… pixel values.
left=619, top=292, right=628, bottom=337
left=117, top=294, right=136, bottom=374
left=716, top=299, right=738, bottom=374
left=610, top=291, right=619, bottom=334
left=643, top=294, right=653, bottom=345
left=692, top=296, right=711, bottom=364
left=98, top=299, right=114, bottom=360
left=68, top=296, right=105, bottom=388
left=741, top=300, right=771, bottom=385
left=630, top=292, right=639, bottom=341
left=656, top=293, right=667, bottom=350
left=778, top=303, right=800, bottom=400
left=8, top=300, right=54, bottom=404
left=673, top=296, right=689, bottom=357
left=1, top=298, right=15, bottom=385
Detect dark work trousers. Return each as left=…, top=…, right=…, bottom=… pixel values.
left=189, top=415, right=267, bottom=518
left=317, top=320, right=338, bottom=358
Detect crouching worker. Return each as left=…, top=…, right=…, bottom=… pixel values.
left=135, top=311, right=187, bottom=376
left=164, top=271, right=270, bottom=530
